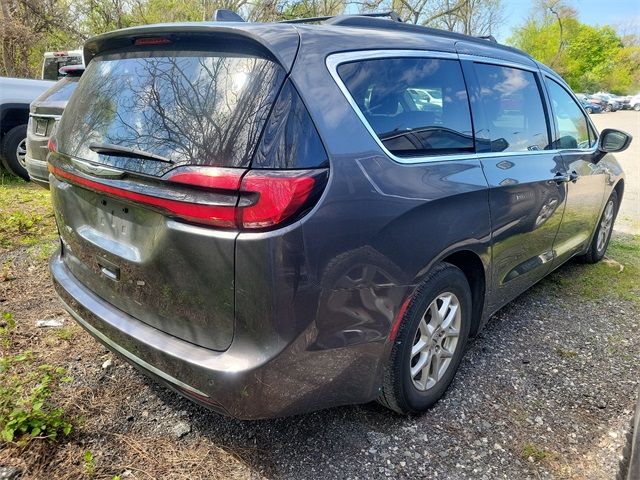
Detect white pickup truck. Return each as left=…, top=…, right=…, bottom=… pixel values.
left=0, top=76, right=55, bottom=179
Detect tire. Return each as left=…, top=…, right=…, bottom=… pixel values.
left=0, top=125, right=30, bottom=180
left=634, top=104, right=640, bottom=112
left=586, top=107, right=592, bottom=114
left=578, top=190, right=618, bottom=264
left=605, top=105, right=612, bottom=112
left=378, top=262, right=472, bottom=415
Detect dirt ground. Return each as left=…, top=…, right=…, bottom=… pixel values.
left=0, top=111, right=638, bottom=480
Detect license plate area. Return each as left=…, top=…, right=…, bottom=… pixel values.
left=35, top=118, right=49, bottom=136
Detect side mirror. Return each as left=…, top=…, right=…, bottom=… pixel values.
left=598, top=128, right=632, bottom=153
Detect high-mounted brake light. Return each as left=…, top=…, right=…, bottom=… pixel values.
left=134, top=37, right=172, bottom=46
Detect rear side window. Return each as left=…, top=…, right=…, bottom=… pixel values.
left=545, top=78, right=593, bottom=149
left=56, top=52, right=285, bottom=176
left=472, top=63, right=549, bottom=152
left=337, top=57, right=474, bottom=157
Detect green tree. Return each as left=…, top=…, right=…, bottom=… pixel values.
left=508, top=1, right=639, bottom=94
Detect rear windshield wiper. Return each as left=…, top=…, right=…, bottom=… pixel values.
left=89, top=142, right=173, bottom=164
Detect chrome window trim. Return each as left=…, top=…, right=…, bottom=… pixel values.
left=326, top=50, right=597, bottom=164
left=457, top=53, right=539, bottom=72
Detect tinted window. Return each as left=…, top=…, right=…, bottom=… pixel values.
left=473, top=63, right=549, bottom=152
left=337, top=57, right=474, bottom=157
left=252, top=80, right=328, bottom=169
left=545, top=79, right=592, bottom=149
left=56, top=52, right=285, bottom=176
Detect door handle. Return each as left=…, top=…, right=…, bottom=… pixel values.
left=552, top=172, right=571, bottom=184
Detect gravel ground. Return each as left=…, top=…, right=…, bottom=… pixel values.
left=1, top=112, right=639, bottom=480
left=593, top=110, right=640, bottom=235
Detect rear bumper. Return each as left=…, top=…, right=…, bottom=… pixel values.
left=25, top=155, right=50, bottom=189
left=51, top=250, right=380, bottom=419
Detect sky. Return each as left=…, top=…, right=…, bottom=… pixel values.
left=496, top=0, right=640, bottom=41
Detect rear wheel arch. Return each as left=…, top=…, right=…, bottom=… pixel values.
left=440, top=250, right=487, bottom=337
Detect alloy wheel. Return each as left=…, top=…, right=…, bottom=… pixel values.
left=596, top=199, right=615, bottom=252
left=410, top=292, right=461, bottom=391
left=16, top=138, right=27, bottom=169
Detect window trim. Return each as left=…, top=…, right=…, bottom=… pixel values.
left=326, top=50, right=578, bottom=164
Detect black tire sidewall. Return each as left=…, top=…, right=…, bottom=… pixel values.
left=1, top=125, right=29, bottom=180
left=394, top=265, right=472, bottom=413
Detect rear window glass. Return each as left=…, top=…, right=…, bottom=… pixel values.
left=337, top=57, right=474, bottom=157
left=39, top=76, right=81, bottom=103
left=56, top=52, right=285, bottom=176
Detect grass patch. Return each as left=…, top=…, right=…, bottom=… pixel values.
left=0, top=351, right=73, bottom=443
left=547, top=233, right=640, bottom=306
left=0, top=176, right=56, bottom=251
left=521, top=443, right=549, bottom=462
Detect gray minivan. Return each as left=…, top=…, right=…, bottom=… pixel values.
left=48, top=14, right=630, bottom=419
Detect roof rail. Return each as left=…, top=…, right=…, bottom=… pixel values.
left=281, top=11, right=402, bottom=25
left=477, top=35, right=497, bottom=43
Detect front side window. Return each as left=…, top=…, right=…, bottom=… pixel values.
left=545, top=78, right=592, bottom=149
left=337, top=57, right=474, bottom=158
left=473, top=63, right=549, bottom=152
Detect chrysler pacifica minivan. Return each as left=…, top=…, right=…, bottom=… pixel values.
left=47, top=14, right=631, bottom=419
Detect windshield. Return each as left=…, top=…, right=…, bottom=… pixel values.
left=55, top=51, right=285, bottom=176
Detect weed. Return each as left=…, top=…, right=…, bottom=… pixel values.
left=555, top=347, right=578, bottom=359
left=84, top=450, right=95, bottom=478
left=0, top=351, right=73, bottom=443
left=521, top=443, right=548, bottom=462
left=54, top=328, right=74, bottom=341
left=0, top=312, right=16, bottom=347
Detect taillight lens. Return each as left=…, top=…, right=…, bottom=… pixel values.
left=47, top=137, right=57, bottom=152
left=238, top=171, right=318, bottom=229
left=49, top=163, right=326, bottom=230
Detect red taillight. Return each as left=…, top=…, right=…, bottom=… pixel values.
left=167, top=166, right=244, bottom=191
left=47, top=137, right=57, bottom=152
left=239, top=171, right=317, bottom=229
left=49, top=165, right=239, bottom=228
left=49, top=164, right=325, bottom=230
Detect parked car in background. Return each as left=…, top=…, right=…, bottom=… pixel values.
left=630, top=93, right=640, bottom=111
left=26, top=65, right=85, bottom=188
left=580, top=99, right=602, bottom=114
left=42, top=50, right=83, bottom=81
left=0, top=76, right=55, bottom=179
left=48, top=15, right=630, bottom=419
left=612, top=95, right=631, bottom=110
left=591, top=93, right=620, bottom=112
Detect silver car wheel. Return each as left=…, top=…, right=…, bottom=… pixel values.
left=410, top=292, right=461, bottom=391
left=16, top=138, right=27, bottom=168
left=596, top=199, right=615, bottom=252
